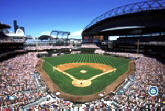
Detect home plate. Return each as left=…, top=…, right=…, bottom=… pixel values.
left=72, top=79, right=91, bottom=87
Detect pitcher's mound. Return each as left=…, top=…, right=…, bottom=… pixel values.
left=72, top=80, right=91, bottom=87
left=80, top=70, right=87, bottom=74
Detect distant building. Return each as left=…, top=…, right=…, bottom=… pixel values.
left=13, top=20, right=25, bottom=34
left=20, top=26, right=25, bottom=33
left=13, top=20, right=18, bottom=33
left=6, top=28, right=25, bottom=37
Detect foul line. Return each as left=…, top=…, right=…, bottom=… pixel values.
left=44, top=60, right=116, bottom=82
left=89, top=69, right=116, bottom=81
left=53, top=67, right=76, bottom=80
left=53, top=66, right=116, bottom=81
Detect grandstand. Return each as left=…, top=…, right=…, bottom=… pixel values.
left=82, top=0, right=165, bottom=58
left=0, top=23, right=25, bottom=61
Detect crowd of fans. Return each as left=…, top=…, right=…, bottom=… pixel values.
left=25, top=45, right=74, bottom=51
left=95, top=49, right=105, bottom=54
left=0, top=49, right=164, bottom=110
left=25, top=43, right=100, bottom=51
left=109, top=53, right=165, bottom=110
left=81, top=43, right=99, bottom=48
left=0, top=36, right=24, bottom=43
left=0, top=39, right=24, bottom=43
left=0, top=52, right=40, bottom=108
left=105, top=51, right=144, bottom=58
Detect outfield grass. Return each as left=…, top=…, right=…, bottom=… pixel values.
left=42, top=54, right=130, bottom=95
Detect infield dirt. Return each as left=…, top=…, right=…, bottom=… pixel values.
left=56, top=63, right=114, bottom=72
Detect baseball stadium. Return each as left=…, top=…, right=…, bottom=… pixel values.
left=0, top=0, right=165, bottom=110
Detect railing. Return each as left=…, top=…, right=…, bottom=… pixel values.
left=84, top=0, right=165, bottom=30
left=0, top=39, right=25, bottom=43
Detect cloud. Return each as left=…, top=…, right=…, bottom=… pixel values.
left=40, top=31, right=51, bottom=36
left=70, top=29, right=83, bottom=39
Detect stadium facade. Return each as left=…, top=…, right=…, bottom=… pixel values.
left=82, top=0, right=165, bottom=57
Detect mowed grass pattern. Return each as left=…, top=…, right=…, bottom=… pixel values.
left=42, top=54, right=130, bottom=95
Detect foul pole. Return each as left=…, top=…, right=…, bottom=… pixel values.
left=136, top=39, right=140, bottom=59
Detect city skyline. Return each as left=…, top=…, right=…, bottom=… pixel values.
left=0, top=0, right=145, bottom=38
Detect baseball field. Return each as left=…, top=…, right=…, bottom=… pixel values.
left=37, top=54, right=134, bottom=102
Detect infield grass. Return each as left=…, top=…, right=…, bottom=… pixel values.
left=65, top=65, right=103, bottom=79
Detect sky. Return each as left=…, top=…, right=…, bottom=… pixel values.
left=0, top=0, right=146, bottom=38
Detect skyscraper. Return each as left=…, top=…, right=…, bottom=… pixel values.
left=13, top=20, right=18, bottom=33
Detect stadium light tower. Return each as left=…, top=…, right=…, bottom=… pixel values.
left=50, top=30, right=70, bottom=40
